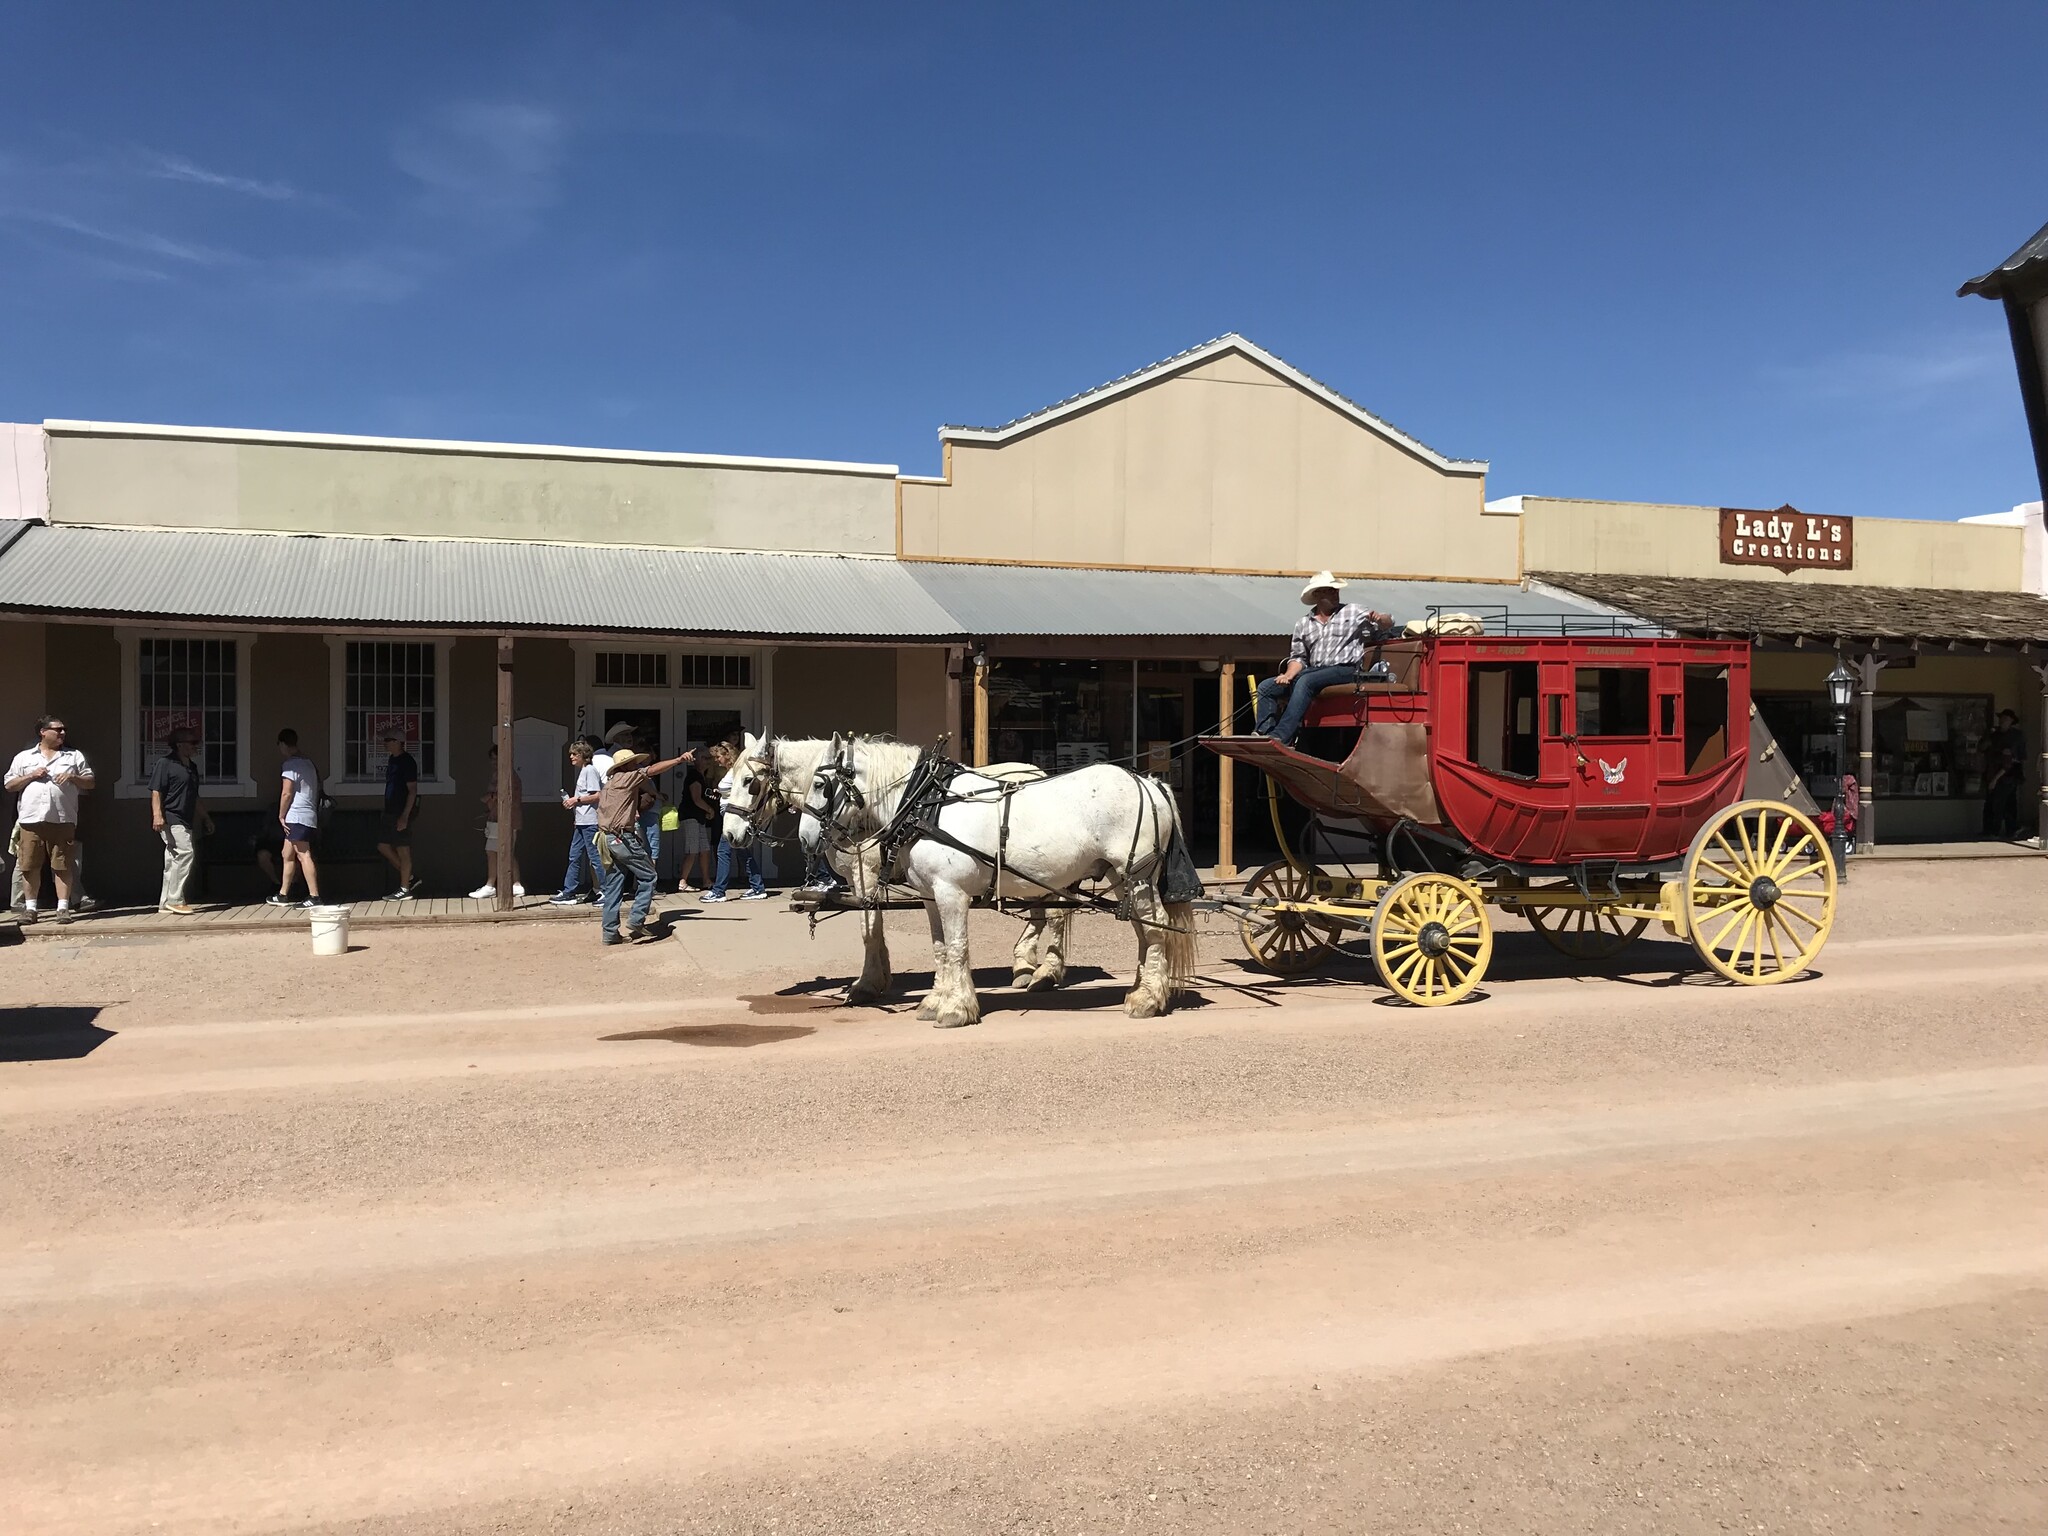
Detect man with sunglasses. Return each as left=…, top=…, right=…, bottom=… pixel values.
left=6, top=715, right=95, bottom=922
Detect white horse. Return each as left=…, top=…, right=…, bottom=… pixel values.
left=724, top=734, right=1198, bottom=1028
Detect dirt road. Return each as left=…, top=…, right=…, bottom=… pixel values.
left=3, top=862, right=2045, bottom=1533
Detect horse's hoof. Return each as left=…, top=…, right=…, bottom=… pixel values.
left=930, top=1015, right=979, bottom=1030
left=1124, top=990, right=1164, bottom=1019
left=914, top=999, right=940, bottom=1022
left=1010, top=970, right=1034, bottom=990
left=1027, top=967, right=1063, bottom=993
left=848, top=985, right=886, bottom=1007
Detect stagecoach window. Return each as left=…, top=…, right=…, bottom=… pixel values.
left=1574, top=668, right=1651, bottom=738
left=1467, top=663, right=1540, bottom=777
left=1683, top=665, right=1732, bottom=774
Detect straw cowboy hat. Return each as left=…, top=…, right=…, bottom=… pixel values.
left=1299, top=571, right=1346, bottom=605
left=606, top=748, right=648, bottom=773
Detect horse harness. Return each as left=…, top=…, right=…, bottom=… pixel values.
left=813, top=746, right=1200, bottom=917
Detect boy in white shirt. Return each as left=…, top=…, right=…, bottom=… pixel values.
left=268, top=728, right=325, bottom=908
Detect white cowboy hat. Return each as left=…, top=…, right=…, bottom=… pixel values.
left=603, top=720, right=637, bottom=745
left=1299, top=571, right=1346, bottom=605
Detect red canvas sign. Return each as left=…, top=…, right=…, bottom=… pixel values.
left=1719, top=505, right=1853, bottom=573
left=143, top=707, right=202, bottom=748
left=365, top=711, right=421, bottom=747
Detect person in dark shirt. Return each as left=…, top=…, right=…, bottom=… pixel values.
left=148, top=727, right=213, bottom=913
left=1983, top=709, right=2025, bottom=839
left=377, top=732, right=421, bottom=898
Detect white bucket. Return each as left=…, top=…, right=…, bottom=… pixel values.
left=309, top=905, right=351, bottom=956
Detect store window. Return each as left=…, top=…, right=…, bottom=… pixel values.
left=133, top=638, right=240, bottom=783
left=593, top=651, right=669, bottom=688
left=342, top=641, right=440, bottom=780
left=1756, top=691, right=1992, bottom=800
left=1574, top=667, right=1651, bottom=737
left=678, top=654, right=752, bottom=689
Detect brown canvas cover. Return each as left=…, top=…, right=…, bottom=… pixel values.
left=1743, top=703, right=1821, bottom=816
left=1206, top=723, right=1441, bottom=826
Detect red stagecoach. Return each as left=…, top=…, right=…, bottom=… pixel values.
left=1204, top=624, right=1839, bottom=1004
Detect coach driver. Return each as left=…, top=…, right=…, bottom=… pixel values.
left=1253, top=572, right=1395, bottom=746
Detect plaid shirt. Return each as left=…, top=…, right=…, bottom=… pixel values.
left=1287, top=603, right=1385, bottom=670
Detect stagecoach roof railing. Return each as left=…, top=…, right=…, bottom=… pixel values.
left=1421, top=603, right=1670, bottom=639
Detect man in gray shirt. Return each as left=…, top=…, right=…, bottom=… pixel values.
left=149, top=727, right=215, bottom=913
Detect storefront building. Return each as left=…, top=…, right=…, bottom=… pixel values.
left=1515, top=496, right=2048, bottom=844
left=5, top=334, right=2042, bottom=906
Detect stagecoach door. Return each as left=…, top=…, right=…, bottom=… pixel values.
left=1561, top=662, right=1653, bottom=856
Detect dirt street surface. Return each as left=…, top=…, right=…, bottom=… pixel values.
left=4, top=859, right=2046, bottom=1534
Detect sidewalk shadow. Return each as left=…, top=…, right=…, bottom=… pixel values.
left=0, top=1006, right=115, bottom=1062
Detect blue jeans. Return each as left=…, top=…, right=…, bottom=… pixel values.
left=599, top=828, right=657, bottom=939
left=1256, top=664, right=1358, bottom=745
left=639, top=806, right=662, bottom=876
left=711, top=834, right=765, bottom=897
left=558, top=824, right=600, bottom=897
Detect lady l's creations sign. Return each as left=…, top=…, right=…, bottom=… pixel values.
left=1718, top=505, right=1853, bottom=573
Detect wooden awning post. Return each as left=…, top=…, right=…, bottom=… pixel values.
left=496, top=636, right=515, bottom=911
left=1217, top=660, right=1237, bottom=880
left=972, top=647, right=990, bottom=768
left=2035, top=662, right=2048, bottom=854
left=1856, top=651, right=1884, bottom=853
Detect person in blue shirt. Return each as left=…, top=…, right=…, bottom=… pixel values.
left=376, top=731, right=421, bottom=898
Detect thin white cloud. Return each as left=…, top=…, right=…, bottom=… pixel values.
left=391, top=101, right=566, bottom=228
left=0, top=208, right=241, bottom=267
left=1768, top=332, right=2010, bottom=406
left=141, top=152, right=300, bottom=202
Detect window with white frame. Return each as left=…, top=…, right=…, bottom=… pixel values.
left=341, top=640, right=441, bottom=780
left=131, top=637, right=242, bottom=784
left=594, top=651, right=669, bottom=688
left=678, top=653, right=752, bottom=689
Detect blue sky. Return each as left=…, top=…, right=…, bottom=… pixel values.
left=2, top=1, right=2044, bottom=519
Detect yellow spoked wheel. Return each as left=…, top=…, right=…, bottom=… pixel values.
left=1238, top=861, right=1343, bottom=975
left=1682, top=800, right=1837, bottom=984
left=1523, top=904, right=1649, bottom=959
left=1370, top=873, right=1493, bottom=1006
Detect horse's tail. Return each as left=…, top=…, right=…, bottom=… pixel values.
left=1153, top=780, right=1200, bottom=996
left=1162, top=901, right=1197, bottom=995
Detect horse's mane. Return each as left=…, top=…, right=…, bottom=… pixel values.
left=763, top=736, right=834, bottom=796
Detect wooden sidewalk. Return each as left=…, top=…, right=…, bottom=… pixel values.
left=10, top=893, right=617, bottom=939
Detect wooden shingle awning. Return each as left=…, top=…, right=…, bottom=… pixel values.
left=1532, top=571, right=2048, bottom=652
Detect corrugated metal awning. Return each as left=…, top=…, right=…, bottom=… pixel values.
left=0, top=524, right=965, bottom=639
left=901, top=560, right=1618, bottom=638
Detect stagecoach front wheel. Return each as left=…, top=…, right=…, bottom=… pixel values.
left=1681, top=800, right=1837, bottom=985
left=1237, top=861, right=1342, bottom=975
left=1370, top=873, right=1493, bottom=1006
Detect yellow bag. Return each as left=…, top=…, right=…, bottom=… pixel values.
left=659, top=802, right=681, bottom=832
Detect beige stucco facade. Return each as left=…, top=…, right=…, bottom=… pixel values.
left=44, top=428, right=899, bottom=555
left=898, top=347, right=1516, bottom=580
left=1517, top=496, right=2026, bottom=592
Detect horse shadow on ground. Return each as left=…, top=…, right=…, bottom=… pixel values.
left=0, top=1006, right=115, bottom=1062
left=771, top=964, right=1214, bottom=1016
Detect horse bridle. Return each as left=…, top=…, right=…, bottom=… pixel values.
left=733, top=743, right=792, bottom=832
left=801, top=751, right=869, bottom=854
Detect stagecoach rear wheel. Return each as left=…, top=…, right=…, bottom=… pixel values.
left=1370, top=872, right=1493, bottom=1006
left=1681, top=799, right=1837, bottom=985
left=1237, top=861, right=1342, bottom=975
left=1524, top=904, right=1650, bottom=960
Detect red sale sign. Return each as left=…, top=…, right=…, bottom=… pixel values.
left=365, top=712, right=421, bottom=747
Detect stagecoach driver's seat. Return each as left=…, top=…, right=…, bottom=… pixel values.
left=1253, top=572, right=1398, bottom=747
